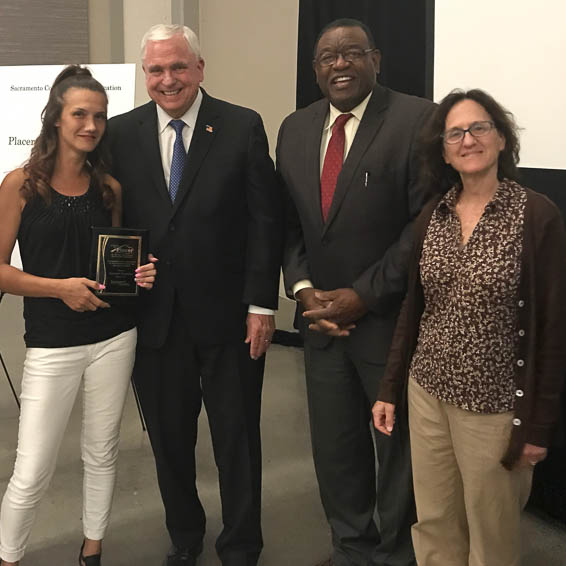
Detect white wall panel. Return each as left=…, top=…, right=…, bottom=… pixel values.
left=435, top=0, right=566, bottom=169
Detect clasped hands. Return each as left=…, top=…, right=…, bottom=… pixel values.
left=297, top=287, right=367, bottom=337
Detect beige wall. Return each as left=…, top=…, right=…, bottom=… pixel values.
left=123, top=0, right=174, bottom=107
left=89, top=0, right=113, bottom=62
left=88, top=0, right=299, bottom=154
left=199, top=0, right=299, bottom=153
left=88, top=0, right=124, bottom=64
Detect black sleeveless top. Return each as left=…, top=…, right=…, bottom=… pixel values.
left=18, top=185, right=135, bottom=348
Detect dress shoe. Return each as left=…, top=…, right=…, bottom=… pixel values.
left=78, top=540, right=101, bottom=566
left=163, top=545, right=198, bottom=566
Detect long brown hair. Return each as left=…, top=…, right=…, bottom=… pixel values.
left=22, top=65, right=114, bottom=208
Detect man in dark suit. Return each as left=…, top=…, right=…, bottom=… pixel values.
left=107, top=24, right=282, bottom=566
left=277, top=18, right=434, bottom=566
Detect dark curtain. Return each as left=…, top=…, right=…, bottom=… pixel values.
left=296, top=0, right=434, bottom=109
left=520, top=167, right=566, bottom=524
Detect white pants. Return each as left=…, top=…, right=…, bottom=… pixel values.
left=0, top=328, right=136, bottom=563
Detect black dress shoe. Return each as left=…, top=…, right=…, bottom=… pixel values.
left=164, top=546, right=198, bottom=566
left=78, top=540, right=101, bottom=566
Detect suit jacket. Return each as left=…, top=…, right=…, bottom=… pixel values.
left=107, top=90, right=282, bottom=348
left=277, top=84, right=434, bottom=362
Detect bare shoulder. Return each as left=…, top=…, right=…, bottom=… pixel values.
left=0, top=169, right=27, bottom=223
left=0, top=168, right=27, bottom=210
left=1, top=168, right=27, bottom=193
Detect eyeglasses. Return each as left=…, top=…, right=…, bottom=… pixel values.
left=442, top=121, right=495, bottom=144
left=314, top=48, right=375, bottom=67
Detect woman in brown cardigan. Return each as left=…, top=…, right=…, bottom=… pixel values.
left=372, top=89, right=566, bottom=566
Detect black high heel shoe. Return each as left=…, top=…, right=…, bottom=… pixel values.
left=79, top=540, right=102, bottom=566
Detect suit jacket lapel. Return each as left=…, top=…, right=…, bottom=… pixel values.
left=306, top=99, right=329, bottom=230
left=137, top=102, right=171, bottom=204
left=172, top=90, right=219, bottom=214
left=322, top=85, right=389, bottom=235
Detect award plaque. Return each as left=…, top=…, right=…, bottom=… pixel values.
left=90, top=227, right=149, bottom=297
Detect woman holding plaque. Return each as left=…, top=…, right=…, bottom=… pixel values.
left=372, top=89, right=566, bottom=565
left=0, top=66, right=156, bottom=566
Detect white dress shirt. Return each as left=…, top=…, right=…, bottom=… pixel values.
left=293, top=92, right=372, bottom=298
left=156, top=89, right=203, bottom=188
left=156, top=90, right=274, bottom=315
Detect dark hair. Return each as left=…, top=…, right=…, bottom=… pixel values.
left=419, top=88, right=521, bottom=193
left=22, top=65, right=114, bottom=207
left=313, top=18, right=376, bottom=58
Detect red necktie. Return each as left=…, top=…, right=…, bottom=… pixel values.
left=320, top=113, right=353, bottom=221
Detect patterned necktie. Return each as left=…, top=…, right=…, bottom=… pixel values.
left=320, top=113, right=353, bottom=221
left=168, top=119, right=186, bottom=202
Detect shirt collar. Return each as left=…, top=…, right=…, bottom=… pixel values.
left=438, top=186, right=459, bottom=213
left=156, top=88, right=203, bottom=134
left=487, top=179, right=513, bottom=211
left=438, top=179, right=512, bottom=215
left=325, top=91, right=372, bottom=132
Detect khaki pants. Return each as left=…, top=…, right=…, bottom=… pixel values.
left=408, top=378, right=532, bottom=566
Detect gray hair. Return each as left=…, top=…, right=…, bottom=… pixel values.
left=140, top=24, right=201, bottom=60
